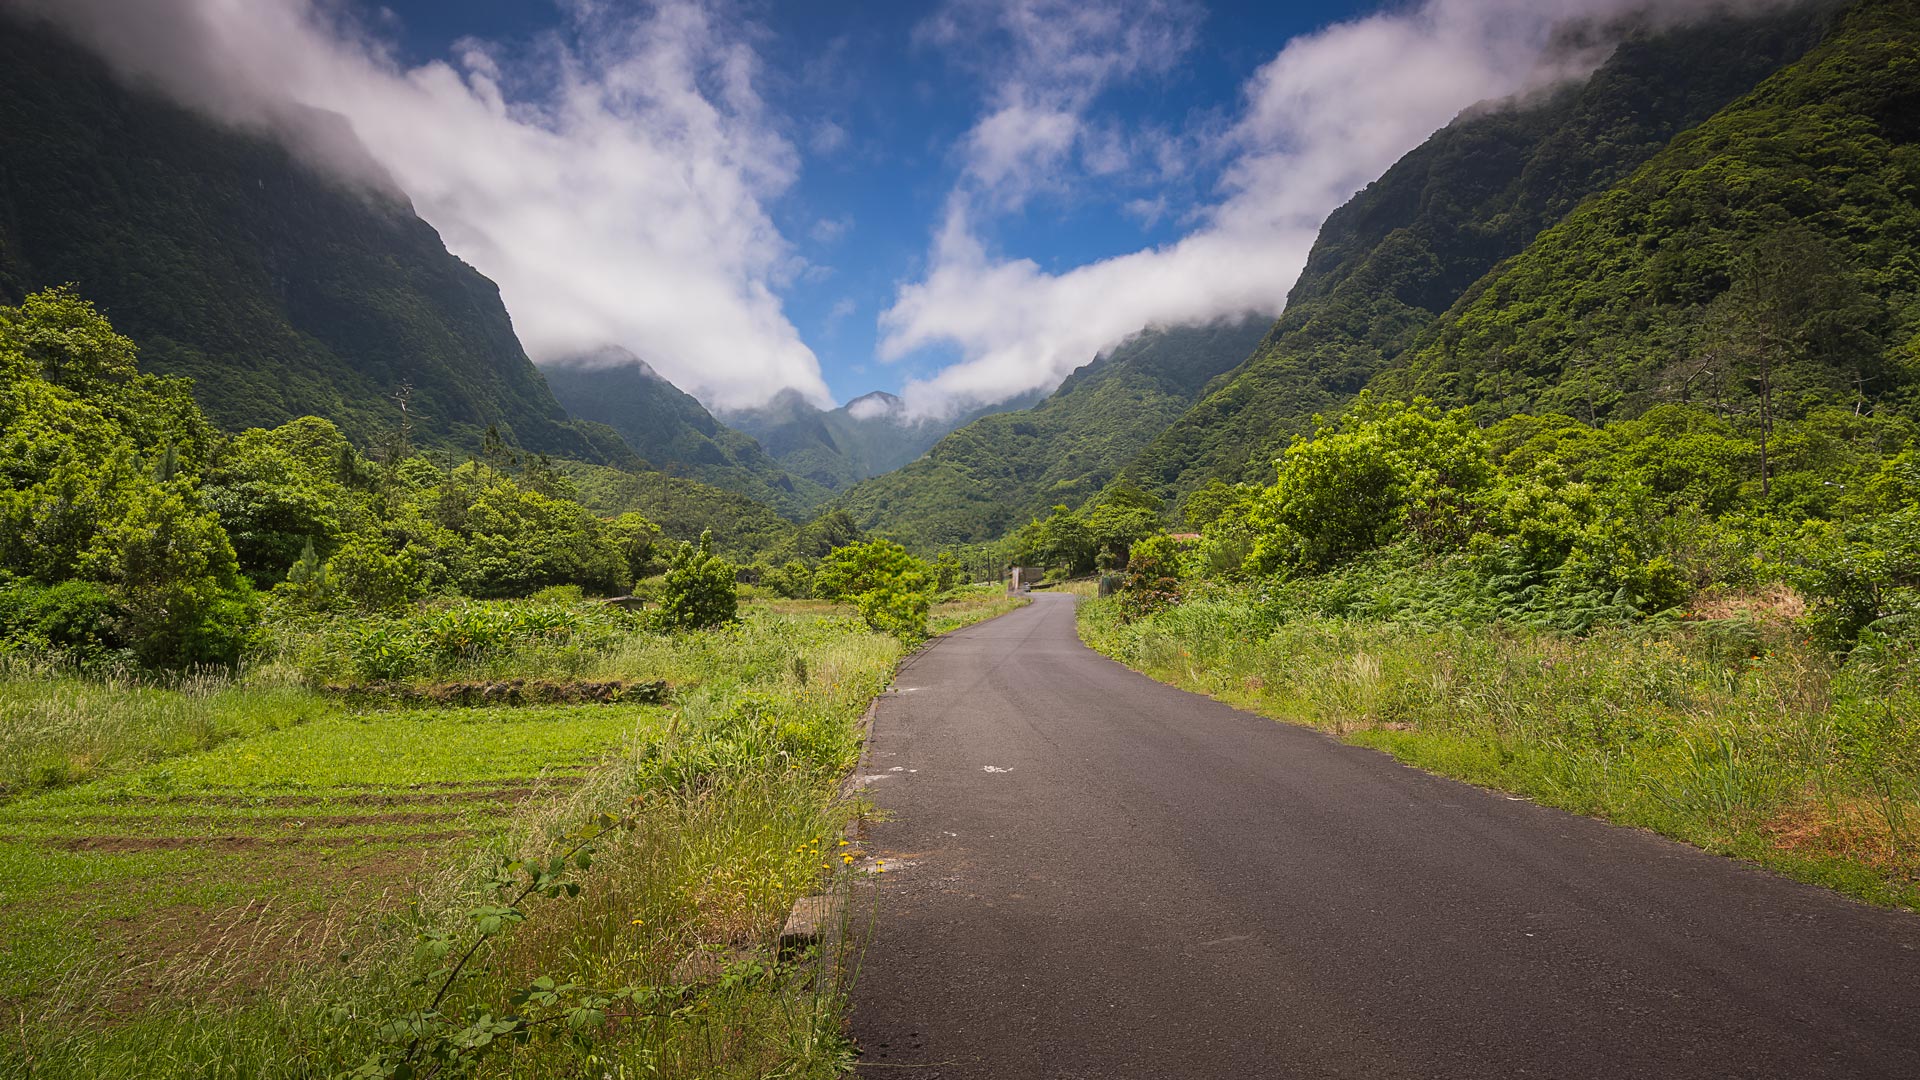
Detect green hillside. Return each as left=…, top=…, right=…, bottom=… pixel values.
left=725, top=390, right=1038, bottom=493
left=837, top=317, right=1271, bottom=550
left=556, top=459, right=798, bottom=558
left=1377, top=0, right=1920, bottom=423
left=0, top=12, right=622, bottom=462
left=541, top=351, right=829, bottom=519
left=1120, top=2, right=1836, bottom=508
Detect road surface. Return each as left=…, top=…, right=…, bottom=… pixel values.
left=848, top=591, right=1920, bottom=1078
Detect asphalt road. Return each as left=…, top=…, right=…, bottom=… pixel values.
left=847, top=592, right=1920, bottom=1078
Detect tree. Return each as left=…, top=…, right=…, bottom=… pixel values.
left=1711, top=224, right=1884, bottom=499
left=202, top=431, right=342, bottom=585
left=1248, top=396, right=1492, bottom=573
left=327, top=534, right=422, bottom=613
left=815, top=539, right=932, bottom=641
left=659, top=531, right=737, bottom=631
left=1082, top=502, right=1161, bottom=570
left=0, top=289, right=254, bottom=665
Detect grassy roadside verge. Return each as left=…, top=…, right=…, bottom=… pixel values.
left=928, top=585, right=1029, bottom=635
left=1078, top=594, right=1920, bottom=911
left=0, top=593, right=1022, bottom=1078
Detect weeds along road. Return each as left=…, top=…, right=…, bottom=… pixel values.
left=848, top=592, right=1920, bottom=1079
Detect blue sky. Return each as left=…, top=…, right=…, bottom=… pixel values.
left=375, top=1, right=1372, bottom=405
left=29, top=0, right=1670, bottom=414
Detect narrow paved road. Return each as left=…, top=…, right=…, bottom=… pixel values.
left=848, top=592, right=1920, bottom=1078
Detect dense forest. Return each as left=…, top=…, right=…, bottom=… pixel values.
left=1378, top=0, right=1920, bottom=424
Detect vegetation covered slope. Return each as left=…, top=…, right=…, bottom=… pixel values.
left=837, top=317, right=1271, bottom=550
left=541, top=351, right=829, bottom=519
left=725, top=389, right=1041, bottom=493
left=0, top=12, right=622, bottom=461
left=557, top=458, right=800, bottom=559
left=1378, top=0, right=1920, bottom=424
left=1120, top=2, right=1837, bottom=508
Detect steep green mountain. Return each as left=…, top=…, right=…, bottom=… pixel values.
left=1120, top=2, right=1838, bottom=507
left=540, top=350, right=828, bottom=519
left=556, top=459, right=798, bottom=560
left=0, top=12, right=631, bottom=462
left=836, top=317, right=1272, bottom=550
left=1376, top=0, right=1920, bottom=423
left=723, top=389, right=1041, bottom=492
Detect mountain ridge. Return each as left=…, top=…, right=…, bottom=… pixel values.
left=0, top=10, right=629, bottom=464
left=834, top=316, right=1274, bottom=550
left=1117, top=0, right=1840, bottom=509
left=722, top=387, right=1042, bottom=494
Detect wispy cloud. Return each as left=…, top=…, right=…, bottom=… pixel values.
left=919, top=0, right=1202, bottom=210
left=810, top=215, right=854, bottom=246
left=6, top=0, right=834, bottom=410
left=823, top=296, right=859, bottom=334
left=883, top=0, right=1797, bottom=416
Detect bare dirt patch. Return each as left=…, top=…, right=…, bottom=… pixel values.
left=324, top=677, right=668, bottom=707
left=1687, top=583, right=1807, bottom=625
left=1763, top=795, right=1920, bottom=880
left=47, top=828, right=478, bottom=853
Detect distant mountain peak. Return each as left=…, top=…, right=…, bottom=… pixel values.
left=843, top=390, right=904, bottom=421
left=548, top=345, right=663, bottom=382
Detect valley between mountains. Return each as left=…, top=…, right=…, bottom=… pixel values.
left=1, top=0, right=1917, bottom=1076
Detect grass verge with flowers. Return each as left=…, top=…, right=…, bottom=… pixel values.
left=0, top=594, right=1028, bottom=1078
left=1080, top=588, right=1920, bottom=910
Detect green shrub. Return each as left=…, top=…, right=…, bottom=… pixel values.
left=856, top=587, right=931, bottom=642
left=0, top=579, right=121, bottom=656
left=1248, top=395, right=1492, bottom=574
left=659, top=531, right=737, bottom=631
left=328, top=534, right=423, bottom=613
left=1793, top=508, right=1920, bottom=648
left=815, top=539, right=931, bottom=641
left=1119, top=534, right=1183, bottom=619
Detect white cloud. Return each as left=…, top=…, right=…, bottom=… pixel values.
left=823, top=296, right=858, bottom=333
left=844, top=392, right=906, bottom=421
left=7, top=0, right=834, bottom=410
left=810, top=215, right=854, bottom=246
left=1124, top=195, right=1170, bottom=228
left=810, top=118, right=850, bottom=156
left=921, top=0, right=1202, bottom=209
left=883, top=0, right=1795, bottom=416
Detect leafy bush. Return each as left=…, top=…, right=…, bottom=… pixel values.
left=0, top=579, right=121, bottom=656
left=659, top=531, right=737, bottom=631
left=1119, top=535, right=1183, bottom=619
left=1246, top=395, right=1492, bottom=574
left=327, top=535, right=423, bottom=613
left=814, top=539, right=932, bottom=641
left=1792, top=508, right=1920, bottom=648
left=0, top=290, right=259, bottom=667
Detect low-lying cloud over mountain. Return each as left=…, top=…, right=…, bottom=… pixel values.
left=5, top=0, right=832, bottom=411
left=8, top=0, right=1800, bottom=418
left=881, top=0, right=1803, bottom=416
